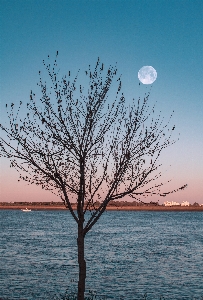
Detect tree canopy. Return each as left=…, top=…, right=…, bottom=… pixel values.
left=0, top=55, right=187, bottom=230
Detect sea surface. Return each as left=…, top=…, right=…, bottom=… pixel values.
left=0, top=210, right=203, bottom=300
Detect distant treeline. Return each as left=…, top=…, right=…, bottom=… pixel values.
left=0, top=201, right=64, bottom=206
left=106, top=200, right=160, bottom=206
left=0, top=200, right=160, bottom=207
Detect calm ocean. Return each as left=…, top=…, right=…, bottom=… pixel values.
left=0, top=210, right=203, bottom=300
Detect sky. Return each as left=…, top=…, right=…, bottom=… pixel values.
left=0, top=0, right=203, bottom=204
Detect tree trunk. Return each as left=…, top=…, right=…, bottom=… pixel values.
left=77, top=223, right=86, bottom=300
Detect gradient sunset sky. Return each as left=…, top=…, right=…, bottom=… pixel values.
left=0, top=0, right=202, bottom=204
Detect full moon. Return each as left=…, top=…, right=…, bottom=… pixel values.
left=138, top=66, right=157, bottom=84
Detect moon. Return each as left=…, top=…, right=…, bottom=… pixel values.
left=138, top=66, right=157, bottom=84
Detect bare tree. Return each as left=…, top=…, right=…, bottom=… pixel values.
left=0, top=53, right=187, bottom=300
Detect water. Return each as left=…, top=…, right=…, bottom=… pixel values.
left=0, top=210, right=203, bottom=299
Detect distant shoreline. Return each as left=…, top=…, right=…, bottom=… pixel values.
left=0, top=203, right=202, bottom=211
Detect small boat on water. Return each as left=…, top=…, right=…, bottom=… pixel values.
left=21, top=208, right=31, bottom=212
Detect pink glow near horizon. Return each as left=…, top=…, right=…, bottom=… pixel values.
left=0, top=159, right=200, bottom=205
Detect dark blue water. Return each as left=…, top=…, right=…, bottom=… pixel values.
left=0, top=210, right=203, bottom=299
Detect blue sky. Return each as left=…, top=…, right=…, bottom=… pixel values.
left=0, top=0, right=203, bottom=203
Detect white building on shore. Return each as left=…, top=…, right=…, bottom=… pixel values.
left=164, top=200, right=190, bottom=206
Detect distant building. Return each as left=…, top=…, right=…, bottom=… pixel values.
left=164, top=201, right=180, bottom=206
left=192, top=202, right=200, bottom=206
left=181, top=201, right=190, bottom=206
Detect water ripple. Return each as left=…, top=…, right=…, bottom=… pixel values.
left=0, top=210, right=203, bottom=299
